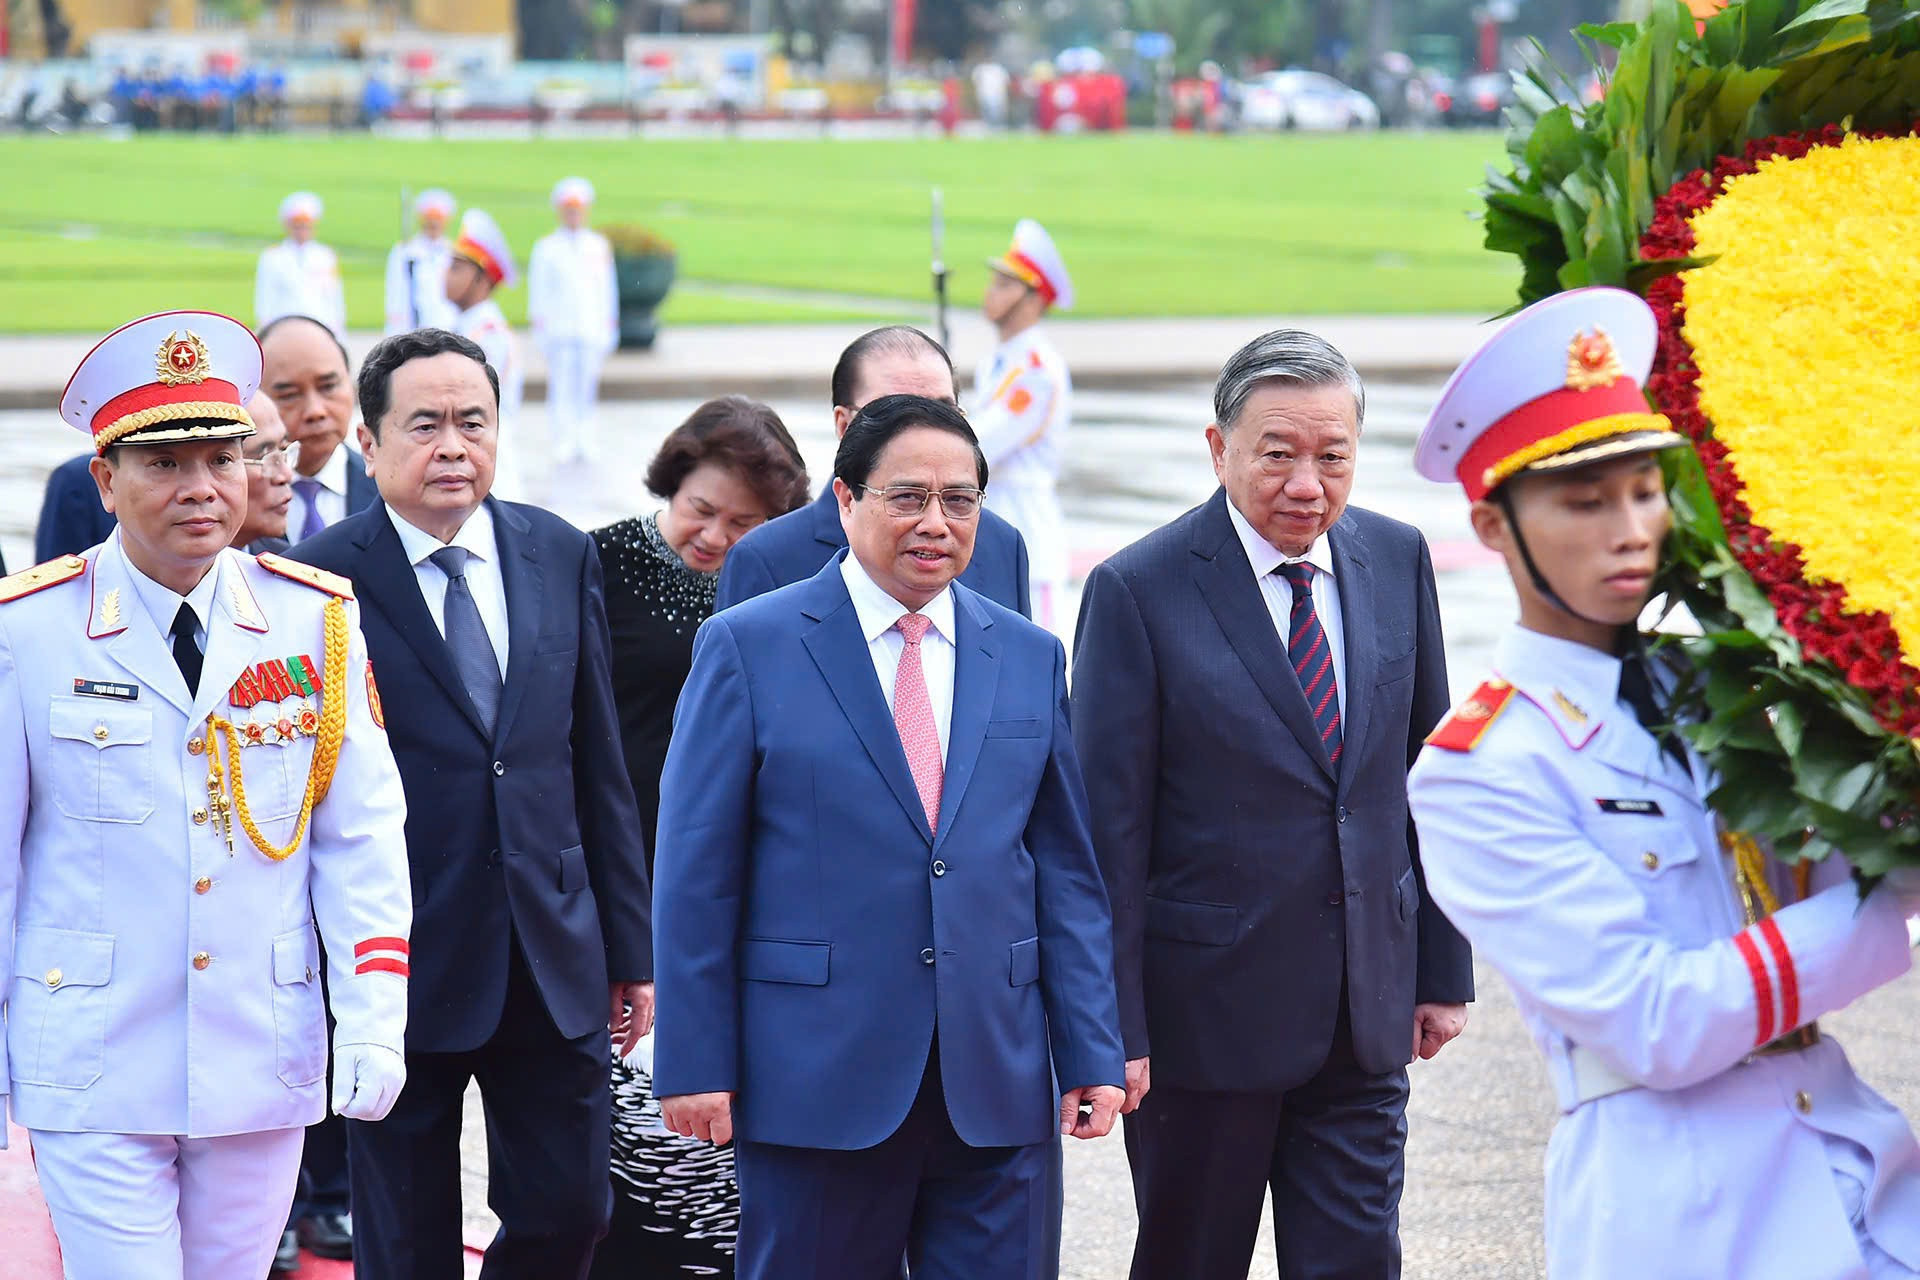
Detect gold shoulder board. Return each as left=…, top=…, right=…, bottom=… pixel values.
left=256, top=552, right=355, bottom=600
left=0, top=554, right=87, bottom=604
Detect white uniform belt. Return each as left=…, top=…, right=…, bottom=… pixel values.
left=1564, top=1046, right=1639, bottom=1109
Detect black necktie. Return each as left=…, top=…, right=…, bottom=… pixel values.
left=170, top=602, right=203, bottom=697
left=1618, top=651, right=1687, bottom=773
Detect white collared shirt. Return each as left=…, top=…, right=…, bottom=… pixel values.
left=839, top=552, right=957, bottom=763
left=388, top=503, right=510, bottom=679
left=1226, top=498, right=1347, bottom=719
left=119, top=532, right=223, bottom=653
left=291, top=443, right=351, bottom=538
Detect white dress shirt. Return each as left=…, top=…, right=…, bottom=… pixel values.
left=840, top=553, right=957, bottom=763
left=291, top=444, right=351, bottom=537
left=122, top=533, right=222, bottom=655
left=1226, top=498, right=1347, bottom=719
left=388, top=503, right=511, bottom=679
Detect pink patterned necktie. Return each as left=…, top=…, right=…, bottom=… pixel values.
left=893, top=613, right=943, bottom=833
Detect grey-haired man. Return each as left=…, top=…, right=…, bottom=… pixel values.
left=1069, top=330, right=1474, bottom=1279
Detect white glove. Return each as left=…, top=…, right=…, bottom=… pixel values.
left=331, top=1044, right=406, bottom=1121
left=1877, top=867, right=1920, bottom=920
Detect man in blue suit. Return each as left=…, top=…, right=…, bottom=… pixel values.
left=1071, top=331, right=1475, bottom=1280
left=33, top=453, right=118, bottom=561
left=715, top=326, right=1032, bottom=617
left=260, top=315, right=381, bottom=541
left=654, top=394, right=1124, bottom=1280
left=293, top=329, right=653, bottom=1280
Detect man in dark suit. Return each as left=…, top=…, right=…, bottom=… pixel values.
left=654, top=394, right=1124, bottom=1280
left=716, top=326, right=1031, bottom=617
left=260, top=314, right=380, bottom=540
left=1071, top=331, right=1475, bottom=1280
left=293, top=329, right=654, bottom=1280
left=33, top=453, right=119, bottom=560
left=257, top=314, right=379, bottom=1270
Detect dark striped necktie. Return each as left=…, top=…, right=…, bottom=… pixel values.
left=1277, top=562, right=1342, bottom=764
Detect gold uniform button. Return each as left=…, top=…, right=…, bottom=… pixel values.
left=191, top=952, right=211, bottom=971
left=194, top=877, right=213, bottom=895
left=1795, top=1090, right=1813, bottom=1114
left=93, top=723, right=109, bottom=741
left=187, top=738, right=206, bottom=757
left=192, top=808, right=209, bottom=825
left=45, top=968, right=62, bottom=989
left=1642, top=851, right=1660, bottom=871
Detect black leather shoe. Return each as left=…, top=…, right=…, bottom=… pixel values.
left=296, top=1211, right=354, bottom=1260
left=271, top=1228, right=302, bottom=1273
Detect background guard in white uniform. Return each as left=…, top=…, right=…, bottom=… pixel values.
left=1406, top=286, right=1920, bottom=1279
left=0, top=310, right=412, bottom=1280
left=255, top=191, right=347, bottom=340
left=384, top=187, right=458, bottom=335
left=528, top=176, right=618, bottom=465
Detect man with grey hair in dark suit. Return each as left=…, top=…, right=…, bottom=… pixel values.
left=1071, top=329, right=1475, bottom=1279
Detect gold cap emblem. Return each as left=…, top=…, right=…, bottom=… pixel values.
left=155, top=330, right=212, bottom=387
left=1565, top=328, right=1624, bottom=392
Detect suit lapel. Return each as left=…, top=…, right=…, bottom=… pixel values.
left=191, top=556, right=271, bottom=727
left=490, top=500, right=542, bottom=743
left=91, top=538, right=194, bottom=717
left=352, top=506, right=491, bottom=737
left=1190, top=492, right=1334, bottom=779
left=933, top=591, right=999, bottom=853
left=798, top=565, right=934, bottom=843
left=1328, top=518, right=1375, bottom=789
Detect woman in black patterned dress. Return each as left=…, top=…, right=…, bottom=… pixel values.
left=589, top=397, right=809, bottom=1278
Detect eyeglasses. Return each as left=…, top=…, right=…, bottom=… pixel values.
left=857, top=484, right=984, bottom=520
left=243, top=443, right=296, bottom=473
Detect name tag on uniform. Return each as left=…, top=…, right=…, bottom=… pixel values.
left=1596, top=797, right=1663, bottom=816
left=73, top=678, right=139, bottom=701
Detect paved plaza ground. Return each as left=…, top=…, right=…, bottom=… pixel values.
left=3, top=317, right=1918, bottom=1277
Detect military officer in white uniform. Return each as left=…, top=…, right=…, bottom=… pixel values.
left=528, top=176, right=618, bottom=465
left=971, top=218, right=1073, bottom=630
left=0, top=311, right=412, bottom=1279
left=255, top=192, right=348, bottom=339
left=445, top=208, right=526, bottom=500
left=1406, top=286, right=1920, bottom=1279
left=384, top=187, right=458, bottom=335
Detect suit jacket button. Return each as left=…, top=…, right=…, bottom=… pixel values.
left=932, top=860, right=947, bottom=877
left=1337, top=807, right=1349, bottom=823
left=1327, top=891, right=1343, bottom=906
left=493, top=761, right=506, bottom=776
left=920, top=948, right=935, bottom=965
left=192, top=952, right=212, bottom=971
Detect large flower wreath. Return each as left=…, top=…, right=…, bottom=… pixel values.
left=1482, top=0, right=1920, bottom=874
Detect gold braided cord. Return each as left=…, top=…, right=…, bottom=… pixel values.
left=94, top=402, right=254, bottom=452
left=1723, top=829, right=1783, bottom=924
left=1480, top=412, right=1676, bottom=491
left=203, top=597, right=349, bottom=861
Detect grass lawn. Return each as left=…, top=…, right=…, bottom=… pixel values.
left=0, top=131, right=1516, bottom=333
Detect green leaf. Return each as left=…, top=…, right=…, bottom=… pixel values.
left=1778, top=0, right=1873, bottom=36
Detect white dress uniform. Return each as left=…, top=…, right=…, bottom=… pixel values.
left=255, top=192, right=346, bottom=338
left=449, top=209, right=526, bottom=501
left=1405, top=286, right=1920, bottom=1279
left=528, top=178, right=618, bottom=464
left=0, top=311, right=412, bottom=1280
left=384, top=188, right=459, bottom=335
left=972, top=218, right=1075, bottom=629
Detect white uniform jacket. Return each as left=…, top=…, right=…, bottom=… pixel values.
left=1408, top=626, right=1920, bottom=1279
left=970, top=326, right=1072, bottom=588
left=0, top=535, right=411, bottom=1138
left=455, top=298, right=523, bottom=424
left=527, top=228, right=617, bottom=352
left=255, top=240, right=348, bottom=338
left=384, top=234, right=456, bottom=334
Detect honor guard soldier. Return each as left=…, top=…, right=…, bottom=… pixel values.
left=1406, top=287, right=1920, bottom=1278
left=256, top=192, right=348, bottom=339
left=0, top=311, right=413, bottom=1279
left=384, top=187, right=459, bottom=335
left=972, top=218, right=1073, bottom=630
left=445, top=208, right=527, bottom=499
left=528, top=176, right=618, bottom=464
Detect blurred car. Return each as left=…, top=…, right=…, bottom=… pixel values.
left=1444, top=71, right=1513, bottom=127
left=1237, top=70, right=1380, bottom=131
